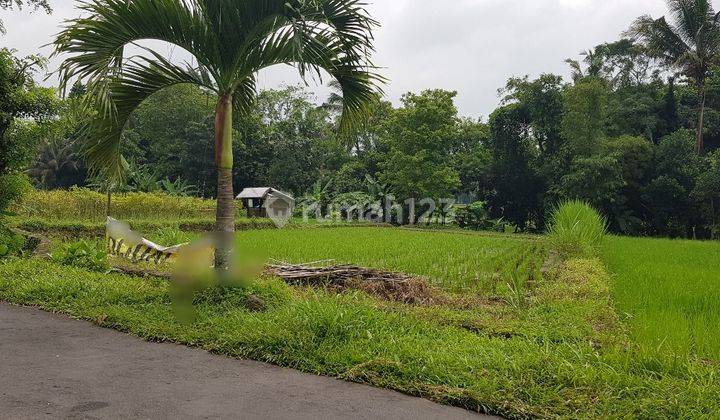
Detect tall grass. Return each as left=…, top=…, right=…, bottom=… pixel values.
left=12, top=188, right=221, bottom=221
left=547, top=200, right=607, bottom=258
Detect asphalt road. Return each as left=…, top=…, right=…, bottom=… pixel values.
left=0, top=303, right=490, bottom=419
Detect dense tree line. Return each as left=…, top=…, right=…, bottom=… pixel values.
left=3, top=0, right=720, bottom=239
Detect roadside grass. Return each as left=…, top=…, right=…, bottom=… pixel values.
left=602, top=235, right=720, bottom=361
left=234, top=227, right=545, bottom=294
left=1, top=256, right=718, bottom=418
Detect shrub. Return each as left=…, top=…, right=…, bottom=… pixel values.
left=0, top=227, right=25, bottom=258
left=547, top=200, right=607, bottom=258
left=52, top=239, right=109, bottom=272
left=454, top=201, right=515, bottom=232
left=0, top=174, right=31, bottom=259
left=0, top=173, right=31, bottom=216
left=148, top=227, right=198, bottom=246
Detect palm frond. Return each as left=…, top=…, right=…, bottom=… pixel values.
left=55, top=0, right=382, bottom=177
left=629, top=15, right=692, bottom=65
left=54, top=0, right=218, bottom=92
left=81, top=56, right=213, bottom=178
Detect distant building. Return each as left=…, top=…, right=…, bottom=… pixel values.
left=236, top=187, right=295, bottom=219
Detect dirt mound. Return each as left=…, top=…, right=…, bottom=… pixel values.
left=266, top=262, right=438, bottom=305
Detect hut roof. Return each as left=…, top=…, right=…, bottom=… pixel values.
left=236, top=187, right=294, bottom=203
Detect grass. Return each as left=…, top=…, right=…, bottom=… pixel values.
left=3, top=212, right=720, bottom=418
left=547, top=200, right=607, bottom=259
left=602, top=235, right=720, bottom=361
left=234, top=227, right=545, bottom=294
left=10, top=217, right=277, bottom=237
left=1, top=254, right=718, bottom=418
left=12, top=188, right=221, bottom=221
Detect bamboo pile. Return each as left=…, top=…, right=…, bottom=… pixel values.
left=265, top=260, right=436, bottom=305
left=266, top=261, right=414, bottom=284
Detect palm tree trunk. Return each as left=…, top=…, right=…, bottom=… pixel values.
left=696, top=84, right=706, bottom=154
left=214, top=94, right=235, bottom=272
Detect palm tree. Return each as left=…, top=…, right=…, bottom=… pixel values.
left=629, top=0, right=720, bottom=153
left=54, top=0, right=382, bottom=270
left=321, top=79, right=345, bottom=116
left=565, top=50, right=605, bottom=83
left=27, top=138, right=82, bottom=189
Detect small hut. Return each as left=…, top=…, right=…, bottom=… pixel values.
left=236, top=187, right=295, bottom=219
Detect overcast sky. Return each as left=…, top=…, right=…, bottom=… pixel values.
left=0, top=0, right=675, bottom=119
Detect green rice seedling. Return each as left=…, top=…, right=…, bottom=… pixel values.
left=234, top=227, right=544, bottom=294
left=602, top=235, right=720, bottom=361
left=547, top=200, right=607, bottom=259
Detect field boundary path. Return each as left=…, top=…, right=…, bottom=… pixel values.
left=0, top=303, right=489, bottom=419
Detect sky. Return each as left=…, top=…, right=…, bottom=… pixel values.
left=0, top=0, right=674, bottom=119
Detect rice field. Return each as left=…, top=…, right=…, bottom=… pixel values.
left=602, top=235, right=720, bottom=361
left=3, top=220, right=720, bottom=417
left=235, top=227, right=545, bottom=294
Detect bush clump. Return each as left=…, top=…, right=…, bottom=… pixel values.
left=0, top=227, right=25, bottom=258
left=52, top=239, right=110, bottom=272
left=454, top=201, right=515, bottom=232
left=0, top=174, right=32, bottom=259
left=547, top=200, right=607, bottom=258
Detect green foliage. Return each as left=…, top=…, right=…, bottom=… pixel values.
left=158, top=178, right=198, bottom=197
left=487, top=104, right=544, bottom=229
left=502, top=74, right=565, bottom=154
left=331, top=192, right=372, bottom=220
left=691, top=151, right=720, bottom=238
left=379, top=90, right=462, bottom=205
left=147, top=227, right=197, bottom=247
left=13, top=217, right=280, bottom=238
left=299, top=179, right=335, bottom=217
left=453, top=118, right=491, bottom=197
left=0, top=225, right=25, bottom=258
left=0, top=48, right=57, bottom=175
left=54, top=0, right=381, bottom=186
left=0, top=173, right=31, bottom=216
left=557, top=154, right=625, bottom=226
left=561, top=77, right=609, bottom=156
left=453, top=201, right=510, bottom=232
left=630, top=0, right=720, bottom=152
left=643, top=130, right=703, bottom=236
left=193, top=277, right=292, bottom=312
left=52, top=239, right=109, bottom=272
left=258, top=87, right=345, bottom=195
left=26, top=96, right=91, bottom=189
left=548, top=200, right=607, bottom=259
